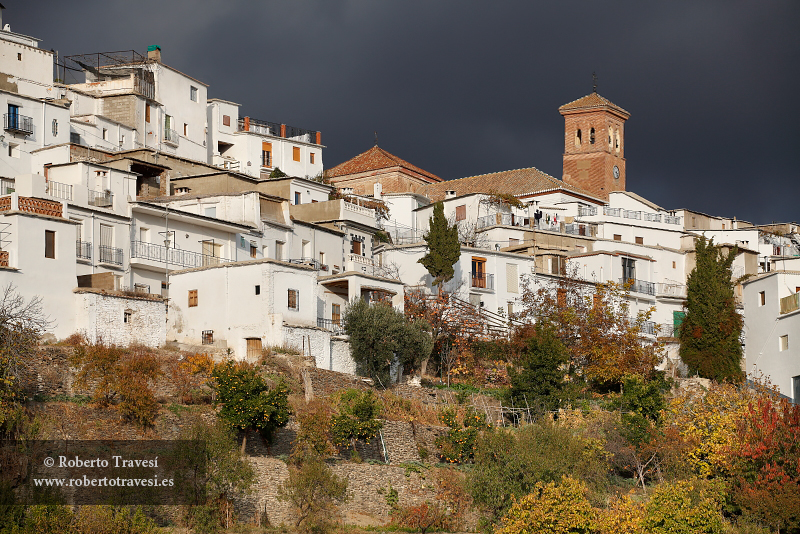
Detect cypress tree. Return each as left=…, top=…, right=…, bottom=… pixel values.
left=679, top=236, right=743, bottom=382
left=418, top=202, right=460, bottom=287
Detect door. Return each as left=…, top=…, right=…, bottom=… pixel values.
left=472, top=257, right=486, bottom=288
left=100, top=224, right=113, bottom=263
left=246, top=338, right=262, bottom=360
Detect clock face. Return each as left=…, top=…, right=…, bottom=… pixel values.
left=613, top=165, right=620, bottom=179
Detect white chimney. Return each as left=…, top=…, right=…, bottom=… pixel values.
left=445, top=190, right=457, bottom=199
left=373, top=182, right=382, bottom=197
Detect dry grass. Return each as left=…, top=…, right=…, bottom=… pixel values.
left=377, top=390, right=442, bottom=426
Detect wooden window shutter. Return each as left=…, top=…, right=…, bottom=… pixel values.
left=506, top=263, right=519, bottom=293
left=262, top=142, right=272, bottom=152
left=455, top=205, right=466, bottom=221
left=145, top=105, right=150, bottom=123
left=288, top=289, right=298, bottom=310
left=45, top=230, right=55, bottom=259
left=222, top=115, right=230, bottom=126
left=635, top=236, right=643, bottom=245
left=293, top=146, right=300, bottom=162
left=188, top=289, right=198, bottom=307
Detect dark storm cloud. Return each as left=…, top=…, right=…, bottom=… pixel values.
left=14, top=0, right=800, bottom=223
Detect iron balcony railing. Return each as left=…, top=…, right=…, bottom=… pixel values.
left=239, top=117, right=282, bottom=136
left=164, top=128, right=179, bottom=145
left=640, top=320, right=656, bottom=336
left=4, top=113, right=33, bottom=135
left=659, top=323, right=680, bottom=338
left=131, top=240, right=232, bottom=269
left=99, top=245, right=123, bottom=265
left=471, top=273, right=494, bottom=290
left=88, top=189, right=113, bottom=208
left=76, top=240, right=92, bottom=260
left=46, top=180, right=73, bottom=201
left=620, top=278, right=656, bottom=296
left=317, top=317, right=345, bottom=334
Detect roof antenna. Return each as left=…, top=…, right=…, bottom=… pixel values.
left=374, top=131, right=378, bottom=146
left=592, top=72, right=598, bottom=93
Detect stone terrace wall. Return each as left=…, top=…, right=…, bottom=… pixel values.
left=238, top=459, right=435, bottom=527
left=306, top=367, right=373, bottom=398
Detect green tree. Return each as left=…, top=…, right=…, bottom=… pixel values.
left=269, top=167, right=288, bottom=178
left=211, top=361, right=290, bottom=450
left=330, top=389, right=384, bottom=454
left=641, top=480, right=726, bottom=534
left=418, top=202, right=460, bottom=287
left=343, top=299, right=432, bottom=387
left=679, top=237, right=743, bottom=382
left=507, top=323, right=575, bottom=413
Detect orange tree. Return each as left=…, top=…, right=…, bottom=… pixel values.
left=515, top=265, right=662, bottom=391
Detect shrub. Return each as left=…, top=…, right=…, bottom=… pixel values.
left=330, top=389, right=383, bottom=452
left=393, top=501, right=449, bottom=534
left=278, top=450, right=348, bottom=534
left=641, top=479, right=726, bottom=534
left=435, top=406, right=490, bottom=464
left=495, top=476, right=595, bottom=534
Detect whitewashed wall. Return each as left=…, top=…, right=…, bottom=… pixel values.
left=74, top=290, right=165, bottom=347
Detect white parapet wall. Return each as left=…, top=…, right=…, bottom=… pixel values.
left=74, top=289, right=166, bottom=347
left=282, top=324, right=356, bottom=375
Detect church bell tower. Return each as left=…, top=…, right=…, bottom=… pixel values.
left=559, top=92, right=630, bottom=200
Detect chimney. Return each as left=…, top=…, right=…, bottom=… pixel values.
left=0, top=4, right=5, bottom=31
left=373, top=182, right=382, bottom=197
left=147, top=45, right=162, bottom=63
left=445, top=190, right=457, bottom=199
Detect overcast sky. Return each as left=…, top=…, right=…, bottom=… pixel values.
left=13, top=1, right=800, bottom=224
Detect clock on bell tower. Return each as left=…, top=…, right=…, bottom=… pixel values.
left=559, top=92, right=630, bottom=201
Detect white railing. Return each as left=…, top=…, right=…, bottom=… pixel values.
left=664, top=215, right=682, bottom=225
left=623, top=210, right=642, bottom=220
left=0, top=179, right=14, bottom=195
left=46, top=180, right=73, bottom=201
left=164, top=128, right=179, bottom=145
left=343, top=201, right=375, bottom=217
left=603, top=207, right=621, bottom=216
left=656, top=282, right=687, bottom=298
left=578, top=206, right=597, bottom=217
left=347, top=254, right=374, bottom=266
left=643, top=212, right=661, bottom=222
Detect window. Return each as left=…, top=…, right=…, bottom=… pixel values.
left=613, top=234, right=622, bottom=241
left=255, top=285, right=260, bottom=295
left=319, top=252, right=326, bottom=267
left=622, top=257, right=636, bottom=283
left=310, top=152, right=315, bottom=164
left=8, top=143, right=19, bottom=158
left=17, top=53, right=21, bottom=61
left=292, top=146, right=300, bottom=162
left=575, top=129, right=582, bottom=146
left=332, top=304, right=341, bottom=324
left=351, top=239, right=361, bottom=256
left=188, top=290, right=198, bottom=307
left=758, top=291, right=766, bottom=306
left=222, top=115, right=230, bottom=127
left=183, top=123, right=188, bottom=136
left=119, top=134, right=125, bottom=146
left=201, top=240, right=222, bottom=266
left=102, top=128, right=108, bottom=141
left=250, top=244, right=257, bottom=258
left=275, top=241, right=284, bottom=260
left=139, top=227, right=149, bottom=242
left=261, top=142, right=272, bottom=167
left=145, top=105, right=151, bottom=123
left=246, top=338, right=262, bottom=360
left=635, top=236, right=643, bottom=245
left=590, top=127, right=595, bottom=144
left=302, top=240, right=310, bottom=258
left=471, top=256, right=487, bottom=288
left=70, top=132, right=80, bottom=144
left=288, top=289, right=298, bottom=310
left=508, top=302, right=514, bottom=317
left=294, top=192, right=301, bottom=205
left=506, top=263, right=519, bottom=293
left=455, top=205, right=466, bottom=221
left=190, top=86, right=198, bottom=102
left=204, top=206, right=216, bottom=218
left=45, top=230, right=56, bottom=259
left=123, top=311, right=132, bottom=324
left=780, top=335, right=789, bottom=352
left=51, top=119, right=58, bottom=136
left=672, top=261, right=676, bottom=268
left=201, top=330, right=213, bottom=345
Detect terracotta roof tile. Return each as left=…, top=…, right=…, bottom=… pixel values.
left=419, top=167, right=601, bottom=202
left=326, top=145, right=442, bottom=182
left=559, top=92, right=630, bottom=118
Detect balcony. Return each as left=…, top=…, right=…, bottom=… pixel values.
left=4, top=113, right=33, bottom=136
left=88, top=189, right=113, bottom=208
left=131, top=240, right=232, bottom=270
left=640, top=320, right=656, bottom=336
left=623, top=210, right=642, bottom=220
left=164, top=128, right=179, bottom=146
left=317, top=317, right=345, bottom=335
left=99, top=245, right=123, bottom=266
left=238, top=117, right=320, bottom=144
left=603, top=207, right=621, bottom=217
left=643, top=212, right=662, bottom=223
left=620, top=278, right=655, bottom=296
left=578, top=206, right=597, bottom=217
left=46, top=180, right=73, bottom=201
left=656, top=282, right=687, bottom=299
left=471, top=273, right=494, bottom=290
left=664, top=215, right=682, bottom=225
left=0, top=195, right=63, bottom=217
left=658, top=323, right=680, bottom=338
left=76, top=240, right=92, bottom=260
left=780, top=292, right=800, bottom=315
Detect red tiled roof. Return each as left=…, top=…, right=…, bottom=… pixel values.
left=419, top=167, right=601, bottom=202
left=326, top=145, right=442, bottom=183
left=559, top=92, right=630, bottom=118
